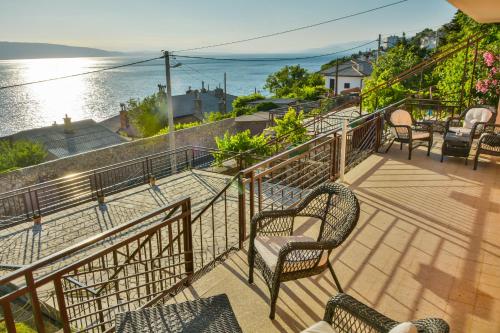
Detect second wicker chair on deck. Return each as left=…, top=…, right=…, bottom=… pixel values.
left=247, top=182, right=360, bottom=319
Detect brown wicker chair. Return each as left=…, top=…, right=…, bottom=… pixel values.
left=247, top=182, right=360, bottom=319
left=473, top=124, right=500, bottom=170
left=384, top=109, right=433, bottom=160
left=302, top=293, right=449, bottom=333
left=444, top=105, right=496, bottom=138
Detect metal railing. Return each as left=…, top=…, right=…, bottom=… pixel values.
left=0, top=146, right=232, bottom=229
left=237, top=106, right=386, bottom=242
left=268, top=95, right=358, bottom=122
left=0, top=198, right=193, bottom=333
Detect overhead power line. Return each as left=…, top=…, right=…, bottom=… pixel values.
left=173, top=0, right=409, bottom=52
left=0, top=56, right=163, bottom=90
left=173, top=40, right=377, bottom=62
left=0, top=1, right=406, bottom=90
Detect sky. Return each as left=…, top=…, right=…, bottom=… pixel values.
left=0, top=0, right=457, bottom=54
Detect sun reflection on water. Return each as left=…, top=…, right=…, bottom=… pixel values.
left=21, top=58, right=95, bottom=125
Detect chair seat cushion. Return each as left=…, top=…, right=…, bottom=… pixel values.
left=301, top=321, right=337, bottom=333
left=411, top=131, right=431, bottom=140
left=448, top=126, right=472, bottom=135
left=388, top=322, right=418, bottom=333
left=464, top=107, right=493, bottom=129
left=254, top=235, right=328, bottom=272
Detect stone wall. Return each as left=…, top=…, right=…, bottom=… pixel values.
left=0, top=117, right=258, bottom=192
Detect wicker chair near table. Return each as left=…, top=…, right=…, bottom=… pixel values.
left=384, top=109, right=433, bottom=160
left=444, top=105, right=497, bottom=138
left=247, top=182, right=360, bottom=319
left=473, top=124, right=500, bottom=170
left=302, top=293, right=449, bottom=333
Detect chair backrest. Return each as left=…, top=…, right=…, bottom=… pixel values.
left=463, top=107, right=494, bottom=129
left=296, top=183, right=360, bottom=245
left=389, top=109, right=413, bottom=127
left=387, top=109, right=413, bottom=139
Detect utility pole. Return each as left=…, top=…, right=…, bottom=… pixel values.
left=223, top=72, right=227, bottom=113
left=377, top=34, right=381, bottom=61
left=163, top=50, right=176, bottom=173
left=334, top=59, right=339, bottom=96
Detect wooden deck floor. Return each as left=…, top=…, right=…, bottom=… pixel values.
left=169, top=139, right=500, bottom=332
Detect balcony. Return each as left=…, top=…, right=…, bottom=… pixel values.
left=168, top=138, right=499, bottom=332
left=0, top=99, right=498, bottom=333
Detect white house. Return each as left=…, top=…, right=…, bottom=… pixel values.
left=320, top=59, right=373, bottom=94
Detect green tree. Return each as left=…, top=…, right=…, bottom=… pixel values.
left=127, top=91, right=168, bottom=137
left=0, top=140, right=48, bottom=173
left=272, top=108, right=310, bottom=146
left=362, top=44, right=422, bottom=111
left=432, top=11, right=500, bottom=104
left=264, top=65, right=326, bottom=100
left=214, top=130, right=274, bottom=167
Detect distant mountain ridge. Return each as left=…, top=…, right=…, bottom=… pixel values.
left=0, top=42, right=124, bottom=60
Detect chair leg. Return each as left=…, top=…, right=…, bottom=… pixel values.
left=400, top=142, right=403, bottom=150
left=248, top=250, right=254, bottom=284
left=384, top=138, right=395, bottom=154
left=408, top=142, right=412, bottom=160
left=473, top=152, right=480, bottom=170
left=328, top=261, right=343, bottom=293
left=427, top=139, right=432, bottom=156
left=269, top=282, right=281, bottom=319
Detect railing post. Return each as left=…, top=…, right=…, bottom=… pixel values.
left=1, top=301, right=16, bottom=333
left=25, top=272, right=46, bottom=333
left=182, top=200, right=194, bottom=276
left=53, top=278, right=71, bottom=333
left=249, top=173, right=255, bottom=220
left=329, top=134, right=337, bottom=181
left=339, top=119, right=348, bottom=183
left=375, top=115, right=381, bottom=153
left=238, top=173, right=246, bottom=249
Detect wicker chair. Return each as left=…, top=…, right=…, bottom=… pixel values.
left=473, top=124, right=500, bottom=170
left=302, top=293, right=449, bottom=333
left=384, top=109, right=433, bottom=160
left=248, top=182, right=360, bottom=319
left=444, top=105, right=496, bottom=138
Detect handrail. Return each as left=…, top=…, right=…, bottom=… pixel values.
left=0, top=197, right=190, bottom=286
left=191, top=173, right=240, bottom=223
left=360, top=33, right=484, bottom=98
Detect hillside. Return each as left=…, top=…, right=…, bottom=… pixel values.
left=0, top=42, right=124, bottom=60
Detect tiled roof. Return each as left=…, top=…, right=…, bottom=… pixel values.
left=9, top=119, right=126, bottom=159
left=321, top=59, right=373, bottom=77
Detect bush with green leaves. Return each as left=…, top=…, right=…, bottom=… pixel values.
left=127, top=92, right=168, bottom=137
left=362, top=44, right=421, bottom=112
left=0, top=140, right=48, bottom=173
left=272, top=108, right=310, bottom=146
left=156, top=121, right=202, bottom=135
left=255, top=101, right=278, bottom=111
left=206, top=111, right=233, bottom=122
left=264, top=65, right=326, bottom=100
left=232, top=93, right=265, bottom=109
left=214, top=130, right=274, bottom=167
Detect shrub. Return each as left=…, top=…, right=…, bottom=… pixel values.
left=214, top=130, right=274, bottom=167
left=272, top=108, right=310, bottom=146
left=255, top=101, right=278, bottom=111
left=0, top=140, right=48, bottom=173
left=232, top=93, right=265, bottom=109
left=206, top=111, right=233, bottom=122
left=156, top=121, right=202, bottom=135
left=127, top=93, right=168, bottom=137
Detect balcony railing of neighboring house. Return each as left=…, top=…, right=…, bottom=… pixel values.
left=0, top=146, right=238, bottom=229
left=0, top=198, right=194, bottom=333
left=268, top=94, right=360, bottom=122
